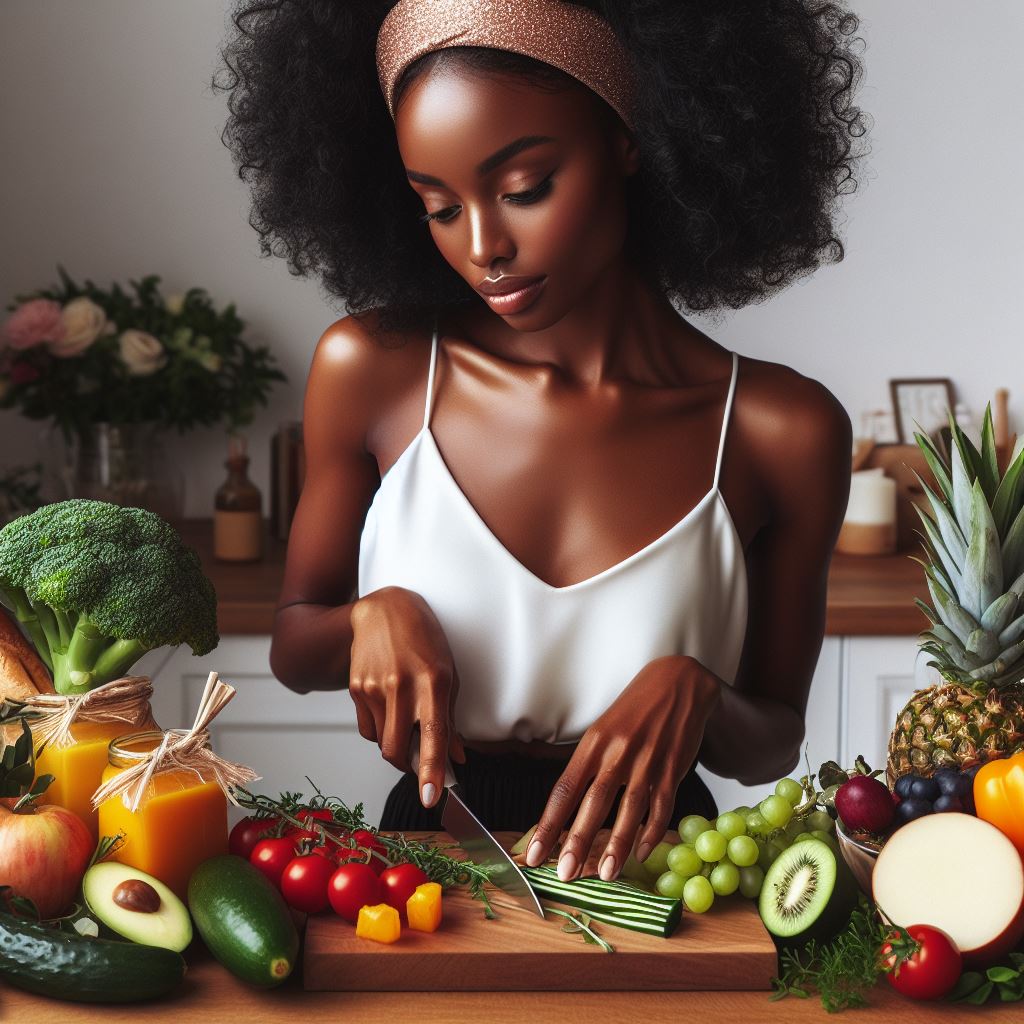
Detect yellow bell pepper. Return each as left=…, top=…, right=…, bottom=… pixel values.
left=406, top=881, right=443, bottom=933
left=356, top=903, right=401, bottom=944
left=974, top=752, right=1024, bottom=857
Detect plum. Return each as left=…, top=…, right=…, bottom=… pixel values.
left=834, top=775, right=895, bottom=833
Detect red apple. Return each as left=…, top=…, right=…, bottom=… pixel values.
left=835, top=775, right=895, bottom=833
left=0, top=801, right=94, bottom=918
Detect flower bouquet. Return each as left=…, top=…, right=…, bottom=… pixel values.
left=0, top=267, right=286, bottom=517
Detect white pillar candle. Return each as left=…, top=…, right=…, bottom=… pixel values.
left=836, top=468, right=898, bottom=555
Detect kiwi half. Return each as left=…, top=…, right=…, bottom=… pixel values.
left=758, top=838, right=857, bottom=948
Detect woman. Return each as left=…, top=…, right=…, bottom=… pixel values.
left=216, top=0, right=865, bottom=882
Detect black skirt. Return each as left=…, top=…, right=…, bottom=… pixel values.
left=378, top=746, right=719, bottom=834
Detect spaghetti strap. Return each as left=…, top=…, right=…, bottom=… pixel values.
left=422, top=311, right=440, bottom=431
left=712, top=351, right=739, bottom=492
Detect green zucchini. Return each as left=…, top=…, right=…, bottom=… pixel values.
left=523, top=865, right=682, bottom=937
left=0, top=908, right=186, bottom=1003
left=187, top=854, right=299, bottom=988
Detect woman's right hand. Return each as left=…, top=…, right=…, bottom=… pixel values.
left=349, top=586, right=466, bottom=809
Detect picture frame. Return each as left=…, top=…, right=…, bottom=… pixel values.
left=888, top=377, right=956, bottom=445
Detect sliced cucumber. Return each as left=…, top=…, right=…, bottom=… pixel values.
left=523, top=865, right=682, bottom=937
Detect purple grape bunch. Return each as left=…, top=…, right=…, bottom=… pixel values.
left=892, top=764, right=982, bottom=828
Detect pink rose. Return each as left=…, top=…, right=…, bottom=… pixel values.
left=1, top=298, right=66, bottom=351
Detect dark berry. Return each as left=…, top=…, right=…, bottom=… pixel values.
left=964, top=763, right=985, bottom=780
left=893, top=797, right=933, bottom=825
left=933, top=768, right=962, bottom=796
left=893, top=775, right=917, bottom=800
left=933, top=794, right=963, bottom=813
left=910, top=777, right=940, bottom=802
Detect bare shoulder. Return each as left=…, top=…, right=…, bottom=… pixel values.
left=305, top=308, right=430, bottom=451
left=734, top=353, right=852, bottom=515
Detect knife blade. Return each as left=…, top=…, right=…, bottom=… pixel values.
left=408, top=730, right=545, bottom=917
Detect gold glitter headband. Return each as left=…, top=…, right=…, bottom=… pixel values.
left=376, top=0, right=634, bottom=130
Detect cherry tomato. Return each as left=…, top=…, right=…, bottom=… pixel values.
left=250, top=836, right=298, bottom=888
left=280, top=854, right=336, bottom=913
left=228, top=816, right=281, bottom=859
left=379, top=863, right=430, bottom=920
left=288, top=809, right=343, bottom=844
left=297, top=807, right=335, bottom=826
left=328, top=863, right=382, bottom=923
left=882, top=924, right=962, bottom=1000
left=352, top=829, right=388, bottom=874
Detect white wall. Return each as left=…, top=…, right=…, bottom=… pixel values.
left=1, top=0, right=1021, bottom=514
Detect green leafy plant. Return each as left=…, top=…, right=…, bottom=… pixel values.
left=771, top=900, right=916, bottom=1013
left=0, top=265, right=286, bottom=441
left=948, top=955, right=1024, bottom=1005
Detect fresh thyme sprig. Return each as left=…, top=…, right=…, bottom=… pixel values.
left=230, top=779, right=498, bottom=916
left=546, top=908, right=614, bottom=953
left=771, top=900, right=916, bottom=1013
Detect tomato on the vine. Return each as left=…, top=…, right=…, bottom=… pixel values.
left=881, top=924, right=962, bottom=1001
left=379, top=863, right=430, bottom=920
left=250, top=836, right=298, bottom=888
left=281, top=854, right=336, bottom=913
left=328, top=863, right=382, bottom=923
left=229, top=815, right=281, bottom=859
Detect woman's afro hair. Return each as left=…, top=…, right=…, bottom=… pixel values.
left=214, top=0, right=870, bottom=333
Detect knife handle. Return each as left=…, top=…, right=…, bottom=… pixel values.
left=408, top=730, right=458, bottom=789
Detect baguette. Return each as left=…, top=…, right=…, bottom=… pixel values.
left=0, top=607, right=55, bottom=697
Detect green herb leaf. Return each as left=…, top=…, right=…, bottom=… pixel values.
left=948, top=971, right=986, bottom=1001
left=965, top=981, right=994, bottom=1006
left=988, top=966, right=1020, bottom=983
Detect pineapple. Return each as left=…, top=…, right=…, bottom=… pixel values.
left=886, top=404, right=1024, bottom=786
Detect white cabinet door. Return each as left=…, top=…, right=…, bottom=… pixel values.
left=841, top=635, right=930, bottom=770
left=145, top=637, right=402, bottom=829
left=702, top=636, right=843, bottom=814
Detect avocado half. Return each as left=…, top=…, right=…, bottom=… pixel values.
left=83, top=862, right=193, bottom=953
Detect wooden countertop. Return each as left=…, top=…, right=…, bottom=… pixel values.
left=2, top=931, right=1018, bottom=1023
left=177, top=520, right=930, bottom=637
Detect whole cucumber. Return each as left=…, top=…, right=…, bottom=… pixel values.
left=187, top=854, right=299, bottom=987
left=0, top=909, right=186, bottom=1003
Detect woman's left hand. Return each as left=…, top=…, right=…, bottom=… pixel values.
left=524, top=654, right=722, bottom=882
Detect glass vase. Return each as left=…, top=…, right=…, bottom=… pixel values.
left=47, top=422, right=185, bottom=522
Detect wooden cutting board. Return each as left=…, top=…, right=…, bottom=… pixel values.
left=303, top=832, right=779, bottom=992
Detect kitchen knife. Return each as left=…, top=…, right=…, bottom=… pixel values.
left=409, top=730, right=545, bottom=917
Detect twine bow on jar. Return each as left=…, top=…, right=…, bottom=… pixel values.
left=13, top=675, right=156, bottom=757
left=89, top=670, right=261, bottom=814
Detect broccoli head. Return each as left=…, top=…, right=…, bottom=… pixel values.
left=0, top=499, right=219, bottom=694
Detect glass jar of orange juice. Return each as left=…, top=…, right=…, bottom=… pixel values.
left=27, top=677, right=158, bottom=842
left=97, top=729, right=229, bottom=901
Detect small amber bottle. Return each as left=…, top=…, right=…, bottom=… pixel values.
left=214, top=434, right=263, bottom=562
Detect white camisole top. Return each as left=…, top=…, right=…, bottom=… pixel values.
left=358, top=316, right=749, bottom=745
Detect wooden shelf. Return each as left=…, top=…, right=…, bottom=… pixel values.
left=177, top=520, right=930, bottom=637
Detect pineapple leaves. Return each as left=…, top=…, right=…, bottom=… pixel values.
left=1004, top=505, right=1024, bottom=587
left=949, top=412, right=978, bottom=537
left=959, top=480, right=1003, bottom=620
left=978, top=404, right=1001, bottom=504
left=926, top=572, right=980, bottom=646
left=913, top=429, right=954, bottom=508
left=912, top=502, right=962, bottom=594
left=991, top=440, right=1024, bottom=540
left=982, top=592, right=1020, bottom=635
left=911, top=468, right=967, bottom=562
left=999, top=613, right=1024, bottom=649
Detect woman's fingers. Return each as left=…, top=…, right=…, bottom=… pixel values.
left=599, top=782, right=651, bottom=880
left=380, top=684, right=415, bottom=774
left=555, top=767, right=624, bottom=881
left=634, top=780, right=679, bottom=864
left=415, top=672, right=455, bottom=809
left=524, top=748, right=593, bottom=869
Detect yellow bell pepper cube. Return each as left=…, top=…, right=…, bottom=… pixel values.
left=406, top=881, right=443, bottom=933
left=356, top=903, right=401, bottom=944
